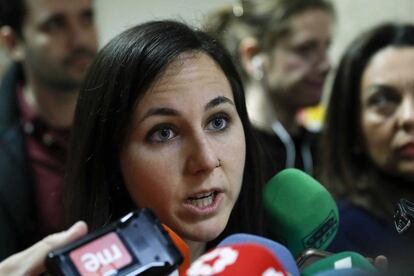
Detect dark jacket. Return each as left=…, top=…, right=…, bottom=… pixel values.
left=255, top=126, right=318, bottom=182
left=328, top=200, right=414, bottom=274
left=0, top=63, right=36, bottom=261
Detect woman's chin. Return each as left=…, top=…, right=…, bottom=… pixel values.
left=179, top=221, right=226, bottom=243
left=395, top=163, right=414, bottom=179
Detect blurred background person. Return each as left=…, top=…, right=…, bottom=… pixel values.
left=205, top=0, right=335, bottom=180
left=320, top=22, right=414, bottom=272
left=0, top=0, right=98, bottom=260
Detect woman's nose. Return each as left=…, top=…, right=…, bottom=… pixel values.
left=397, top=96, right=414, bottom=132
left=185, top=133, right=219, bottom=175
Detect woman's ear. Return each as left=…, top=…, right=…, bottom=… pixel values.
left=239, top=37, right=265, bottom=80
left=0, top=26, right=25, bottom=61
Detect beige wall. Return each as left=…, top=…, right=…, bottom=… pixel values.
left=94, top=0, right=414, bottom=64
left=1, top=0, right=414, bottom=78
left=330, top=0, right=414, bottom=64
left=95, top=0, right=233, bottom=46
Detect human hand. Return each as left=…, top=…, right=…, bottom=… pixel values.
left=366, top=254, right=388, bottom=274
left=373, top=255, right=388, bottom=273
left=0, top=221, right=87, bottom=275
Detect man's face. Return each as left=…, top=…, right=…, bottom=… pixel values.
left=19, top=0, right=98, bottom=91
left=264, top=8, right=333, bottom=110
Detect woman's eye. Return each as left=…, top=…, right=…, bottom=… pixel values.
left=366, top=89, right=401, bottom=116
left=368, top=92, right=399, bottom=107
left=206, top=115, right=229, bottom=131
left=147, top=127, right=177, bottom=143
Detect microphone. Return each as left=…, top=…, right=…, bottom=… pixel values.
left=46, top=209, right=183, bottom=275
left=301, top=251, right=377, bottom=276
left=163, top=224, right=190, bottom=275
left=263, top=168, right=339, bottom=257
left=186, top=243, right=288, bottom=276
left=217, top=233, right=299, bottom=276
left=312, top=268, right=374, bottom=276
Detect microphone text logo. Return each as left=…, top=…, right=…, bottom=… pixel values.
left=70, top=232, right=132, bottom=275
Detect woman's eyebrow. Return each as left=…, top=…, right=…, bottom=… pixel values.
left=205, top=96, right=234, bottom=111
left=139, top=107, right=180, bottom=123
left=139, top=96, right=234, bottom=123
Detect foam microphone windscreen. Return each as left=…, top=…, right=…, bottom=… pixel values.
left=163, top=224, right=190, bottom=275
left=302, top=251, right=377, bottom=276
left=186, top=243, right=288, bottom=276
left=218, top=233, right=299, bottom=276
left=263, top=168, right=339, bottom=257
left=313, top=268, right=375, bottom=276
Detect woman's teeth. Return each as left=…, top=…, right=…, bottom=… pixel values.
left=188, top=192, right=215, bottom=208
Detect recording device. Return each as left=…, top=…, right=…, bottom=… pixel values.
left=394, top=198, right=414, bottom=234
left=217, top=233, right=300, bottom=276
left=312, top=268, right=373, bottom=276
left=162, top=224, right=190, bottom=275
left=300, top=251, right=377, bottom=276
left=46, top=208, right=183, bottom=276
left=186, top=243, right=288, bottom=276
left=263, top=168, right=339, bottom=257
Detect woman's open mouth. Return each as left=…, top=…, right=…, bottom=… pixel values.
left=183, top=190, right=223, bottom=216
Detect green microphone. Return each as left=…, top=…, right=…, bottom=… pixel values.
left=301, top=251, right=377, bottom=275
left=263, top=168, right=339, bottom=257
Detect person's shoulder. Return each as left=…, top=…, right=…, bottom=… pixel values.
left=0, top=63, right=23, bottom=133
left=0, top=63, right=23, bottom=88
left=337, top=199, right=382, bottom=225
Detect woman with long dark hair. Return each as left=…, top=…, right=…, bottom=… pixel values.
left=64, top=20, right=264, bottom=261
left=320, top=23, right=414, bottom=272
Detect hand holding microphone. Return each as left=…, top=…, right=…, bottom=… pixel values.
left=0, top=209, right=185, bottom=276
left=0, top=221, right=88, bottom=275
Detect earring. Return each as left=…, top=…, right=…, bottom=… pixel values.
left=216, top=159, right=222, bottom=168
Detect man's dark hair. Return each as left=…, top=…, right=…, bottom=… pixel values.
left=0, top=0, right=26, bottom=36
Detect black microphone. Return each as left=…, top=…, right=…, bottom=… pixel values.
left=46, top=209, right=182, bottom=275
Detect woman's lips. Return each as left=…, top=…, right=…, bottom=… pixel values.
left=182, top=190, right=224, bottom=217
left=397, top=143, right=414, bottom=159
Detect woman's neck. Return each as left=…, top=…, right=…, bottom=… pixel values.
left=185, top=240, right=206, bottom=263
left=351, top=168, right=414, bottom=222
left=246, top=82, right=300, bottom=136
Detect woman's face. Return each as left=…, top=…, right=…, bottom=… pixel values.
left=120, top=52, right=246, bottom=243
left=265, top=8, right=333, bottom=109
left=360, top=46, right=414, bottom=179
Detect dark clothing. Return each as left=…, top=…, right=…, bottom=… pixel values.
left=255, top=125, right=318, bottom=182
left=17, top=86, right=69, bottom=238
left=0, top=63, right=68, bottom=261
left=328, top=200, right=414, bottom=274
left=0, top=63, right=36, bottom=260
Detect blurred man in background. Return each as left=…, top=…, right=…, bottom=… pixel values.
left=0, top=0, right=98, bottom=260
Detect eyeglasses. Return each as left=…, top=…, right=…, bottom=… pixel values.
left=394, top=198, right=414, bottom=234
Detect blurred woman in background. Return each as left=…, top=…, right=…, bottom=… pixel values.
left=205, top=0, right=335, bottom=180
left=320, top=22, right=414, bottom=272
